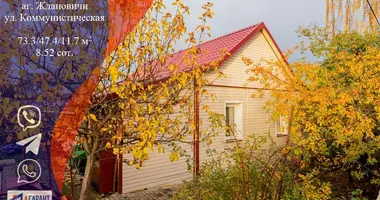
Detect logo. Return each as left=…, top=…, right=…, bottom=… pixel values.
left=16, top=133, right=42, bottom=155
left=7, top=190, right=52, bottom=200
left=8, top=193, right=22, bottom=200
left=17, top=105, right=41, bottom=131
left=17, top=159, right=42, bottom=184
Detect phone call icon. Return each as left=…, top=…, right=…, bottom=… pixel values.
left=17, top=105, right=41, bottom=131
left=17, top=159, right=41, bottom=184
left=23, top=110, right=36, bottom=124
left=22, top=164, right=37, bottom=178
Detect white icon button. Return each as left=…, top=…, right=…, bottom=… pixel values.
left=17, top=105, right=41, bottom=131
left=16, top=133, right=42, bottom=155
left=17, top=159, right=41, bottom=184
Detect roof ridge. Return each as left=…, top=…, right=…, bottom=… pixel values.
left=127, top=22, right=289, bottom=82
left=198, top=22, right=262, bottom=46
left=171, top=22, right=263, bottom=56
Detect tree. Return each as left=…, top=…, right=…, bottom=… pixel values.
left=0, top=0, right=223, bottom=199
left=74, top=1, right=223, bottom=199
left=244, top=27, right=380, bottom=198
left=325, top=0, right=380, bottom=33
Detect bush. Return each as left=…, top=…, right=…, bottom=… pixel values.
left=173, top=134, right=332, bottom=200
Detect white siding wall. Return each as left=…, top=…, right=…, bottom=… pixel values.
left=122, top=30, right=286, bottom=193
left=122, top=94, right=194, bottom=193
left=122, top=149, right=192, bottom=193
left=202, top=30, right=287, bottom=148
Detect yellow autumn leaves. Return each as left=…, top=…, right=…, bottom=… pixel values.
left=245, top=28, right=380, bottom=196
left=78, top=0, right=220, bottom=170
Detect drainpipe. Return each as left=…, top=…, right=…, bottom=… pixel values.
left=118, top=153, right=123, bottom=194
left=286, top=105, right=295, bottom=145
left=118, top=119, right=123, bottom=194
left=193, top=78, right=200, bottom=177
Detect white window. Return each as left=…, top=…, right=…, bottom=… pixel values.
left=275, top=116, right=288, bottom=136
left=225, top=102, right=243, bottom=140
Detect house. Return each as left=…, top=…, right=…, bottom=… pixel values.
left=121, top=22, right=288, bottom=193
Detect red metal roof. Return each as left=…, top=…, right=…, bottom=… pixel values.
left=181, top=23, right=261, bottom=66
left=138, top=22, right=285, bottom=81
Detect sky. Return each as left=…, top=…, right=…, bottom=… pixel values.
left=167, top=0, right=326, bottom=62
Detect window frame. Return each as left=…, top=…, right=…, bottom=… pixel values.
left=224, top=101, right=243, bottom=140
left=275, top=116, right=288, bottom=136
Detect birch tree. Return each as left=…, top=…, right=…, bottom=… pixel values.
left=325, top=0, right=380, bottom=32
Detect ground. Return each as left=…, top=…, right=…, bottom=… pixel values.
left=62, top=166, right=180, bottom=200
left=63, top=177, right=179, bottom=200
left=99, top=185, right=180, bottom=200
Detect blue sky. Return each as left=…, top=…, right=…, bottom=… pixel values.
left=168, top=0, right=326, bottom=62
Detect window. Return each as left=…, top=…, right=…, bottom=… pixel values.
left=225, top=102, right=243, bottom=140
left=226, top=106, right=235, bottom=136
left=275, top=116, right=288, bottom=136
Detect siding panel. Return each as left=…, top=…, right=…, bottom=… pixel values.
left=122, top=30, right=286, bottom=193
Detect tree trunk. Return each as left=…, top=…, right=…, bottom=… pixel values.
left=79, top=153, right=95, bottom=200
